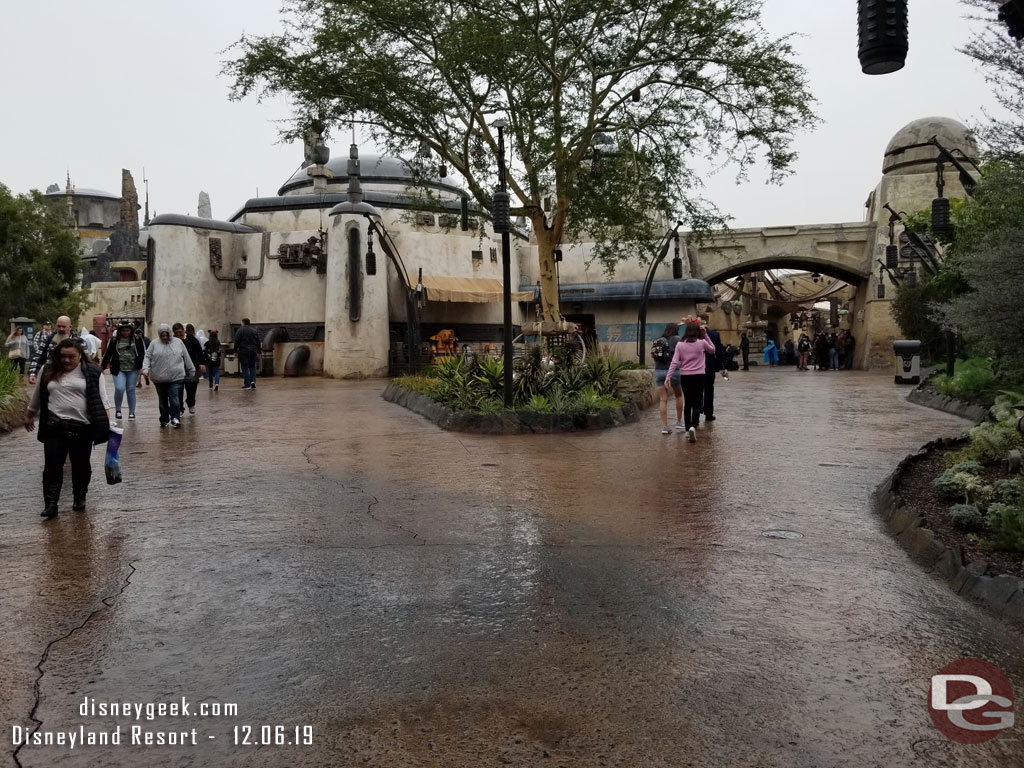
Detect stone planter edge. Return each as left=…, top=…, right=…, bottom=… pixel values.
left=381, top=381, right=643, bottom=434
left=872, top=436, right=1024, bottom=629
left=906, top=369, right=989, bottom=424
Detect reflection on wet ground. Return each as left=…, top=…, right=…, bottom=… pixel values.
left=1, top=369, right=1021, bottom=767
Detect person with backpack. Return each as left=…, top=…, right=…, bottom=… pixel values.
left=664, top=320, right=716, bottom=443
left=651, top=323, right=683, bottom=435
left=797, top=333, right=811, bottom=371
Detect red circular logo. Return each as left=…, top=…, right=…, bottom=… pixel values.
left=929, top=658, right=1015, bottom=744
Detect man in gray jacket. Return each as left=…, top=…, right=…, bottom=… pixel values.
left=142, top=324, right=195, bottom=428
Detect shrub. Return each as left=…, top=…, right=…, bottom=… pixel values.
left=933, top=357, right=997, bottom=398
left=949, top=420, right=1024, bottom=466
left=933, top=469, right=963, bottom=499
left=993, top=478, right=1023, bottom=506
left=950, top=504, right=985, bottom=529
left=990, top=389, right=1024, bottom=422
left=523, top=394, right=553, bottom=413
left=984, top=503, right=1024, bottom=552
left=393, top=375, right=440, bottom=397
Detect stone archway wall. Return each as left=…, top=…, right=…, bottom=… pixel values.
left=689, top=222, right=884, bottom=369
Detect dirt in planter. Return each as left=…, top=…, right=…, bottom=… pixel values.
left=895, top=449, right=1024, bottom=579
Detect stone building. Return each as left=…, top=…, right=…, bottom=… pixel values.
left=77, top=114, right=977, bottom=375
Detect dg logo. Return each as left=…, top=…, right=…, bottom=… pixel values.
left=929, top=658, right=1015, bottom=744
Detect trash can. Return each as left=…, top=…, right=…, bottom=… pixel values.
left=222, top=353, right=239, bottom=376
left=893, top=339, right=921, bottom=385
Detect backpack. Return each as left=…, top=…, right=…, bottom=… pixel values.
left=651, top=336, right=674, bottom=362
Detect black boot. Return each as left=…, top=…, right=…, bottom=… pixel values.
left=72, top=492, right=87, bottom=512
left=41, top=484, right=60, bottom=519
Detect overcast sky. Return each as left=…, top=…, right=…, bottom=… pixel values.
left=0, top=0, right=1001, bottom=228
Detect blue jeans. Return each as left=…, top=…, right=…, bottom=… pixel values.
left=154, top=381, right=182, bottom=424
left=206, top=365, right=220, bottom=386
left=830, top=348, right=839, bottom=369
left=239, top=350, right=258, bottom=387
left=113, top=369, right=140, bottom=413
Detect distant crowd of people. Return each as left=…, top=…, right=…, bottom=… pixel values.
left=15, top=315, right=259, bottom=520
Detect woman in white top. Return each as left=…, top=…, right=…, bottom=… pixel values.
left=25, top=339, right=111, bottom=519
left=5, top=327, right=30, bottom=375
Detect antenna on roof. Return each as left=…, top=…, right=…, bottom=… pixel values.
left=143, top=167, right=150, bottom=226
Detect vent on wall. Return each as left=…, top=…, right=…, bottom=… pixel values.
left=471, top=250, right=483, bottom=262
left=438, top=214, right=458, bottom=229
left=415, top=212, right=435, bottom=227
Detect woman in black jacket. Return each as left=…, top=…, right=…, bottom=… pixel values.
left=101, top=320, right=145, bottom=420
left=25, top=339, right=111, bottom=518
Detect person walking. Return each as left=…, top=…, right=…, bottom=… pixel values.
left=181, top=323, right=205, bottom=414
left=664, top=320, right=716, bottom=444
left=29, top=316, right=80, bottom=384
left=5, top=327, right=30, bottom=375
left=739, top=332, right=750, bottom=371
left=33, top=322, right=53, bottom=360
left=651, top=323, right=683, bottom=435
left=763, top=339, right=779, bottom=367
left=828, top=331, right=840, bottom=370
left=24, top=339, right=111, bottom=518
left=814, top=331, right=830, bottom=371
left=142, top=324, right=195, bottom=428
left=844, top=331, right=856, bottom=369
left=699, top=315, right=725, bottom=422
left=797, top=333, right=811, bottom=371
left=234, top=318, right=261, bottom=390
left=203, top=330, right=221, bottom=391
left=101, top=320, right=145, bottom=420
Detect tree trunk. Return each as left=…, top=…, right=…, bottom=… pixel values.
left=534, top=225, right=561, bottom=323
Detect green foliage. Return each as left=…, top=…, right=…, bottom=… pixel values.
left=950, top=420, right=1024, bottom=466
left=933, top=357, right=997, bottom=398
left=983, top=502, right=1024, bottom=553
left=933, top=468, right=966, bottom=499
left=0, top=361, right=20, bottom=398
left=393, top=375, right=440, bottom=396
left=523, top=394, right=552, bottom=413
left=472, top=357, right=505, bottom=395
left=993, top=478, right=1023, bottom=506
left=990, top=389, right=1024, bottom=422
left=0, top=184, right=86, bottom=323
left=226, top=0, right=817, bottom=305
left=949, top=503, right=985, bottom=530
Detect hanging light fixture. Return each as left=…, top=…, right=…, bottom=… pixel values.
left=857, top=0, right=909, bottom=75
left=365, top=227, right=377, bottom=275
left=671, top=233, right=683, bottom=279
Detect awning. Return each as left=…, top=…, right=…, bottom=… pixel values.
left=421, top=275, right=534, bottom=303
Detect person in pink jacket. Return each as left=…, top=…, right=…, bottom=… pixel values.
left=664, top=320, right=716, bottom=443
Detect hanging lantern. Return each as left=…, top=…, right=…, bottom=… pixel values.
left=931, top=196, right=952, bottom=235
left=365, top=231, right=377, bottom=276
left=858, top=0, right=909, bottom=75
left=877, top=282, right=886, bottom=299
left=904, top=268, right=917, bottom=288
left=886, top=244, right=899, bottom=268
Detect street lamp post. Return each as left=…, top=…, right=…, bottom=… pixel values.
left=491, top=120, right=514, bottom=408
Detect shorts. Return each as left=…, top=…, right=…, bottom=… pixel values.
left=655, top=369, right=681, bottom=388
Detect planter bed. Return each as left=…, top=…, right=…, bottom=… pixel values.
left=382, top=381, right=643, bottom=434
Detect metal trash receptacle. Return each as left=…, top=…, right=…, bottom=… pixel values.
left=893, top=339, right=921, bottom=384
left=222, top=353, right=239, bottom=375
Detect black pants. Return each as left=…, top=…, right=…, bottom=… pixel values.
left=741, top=350, right=749, bottom=370
left=9, top=357, right=26, bottom=374
left=154, top=381, right=183, bottom=424
left=179, top=379, right=199, bottom=409
left=680, top=374, right=704, bottom=430
left=702, top=371, right=716, bottom=418
left=43, top=427, right=93, bottom=501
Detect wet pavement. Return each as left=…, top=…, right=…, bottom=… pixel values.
left=1, top=368, right=1022, bottom=767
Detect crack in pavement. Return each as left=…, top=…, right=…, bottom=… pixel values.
left=301, top=440, right=422, bottom=543
left=12, top=560, right=138, bottom=768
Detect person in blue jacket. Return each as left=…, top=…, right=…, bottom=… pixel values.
left=763, top=339, right=779, bottom=367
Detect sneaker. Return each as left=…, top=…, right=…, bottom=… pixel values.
left=128, top=413, right=135, bottom=420
left=250, top=383, right=255, bottom=389
left=687, top=427, right=697, bottom=443
left=214, top=384, right=218, bottom=391
left=661, top=426, right=671, bottom=435
left=115, top=410, right=122, bottom=419
left=171, top=418, right=180, bottom=428
left=241, top=385, right=250, bottom=390
left=674, top=421, right=686, bottom=431
left=188, top=407, right=196, bottom=414
left=706, top=415, right=716, bottom=422
left=160, top=421, right=168, bottom=428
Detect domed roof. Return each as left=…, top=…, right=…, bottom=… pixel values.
left=882, top=116, right=979, bottom=176
left=278, top=152, right=464, bottom=196
left=44, top=187, right=120, bottom=200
